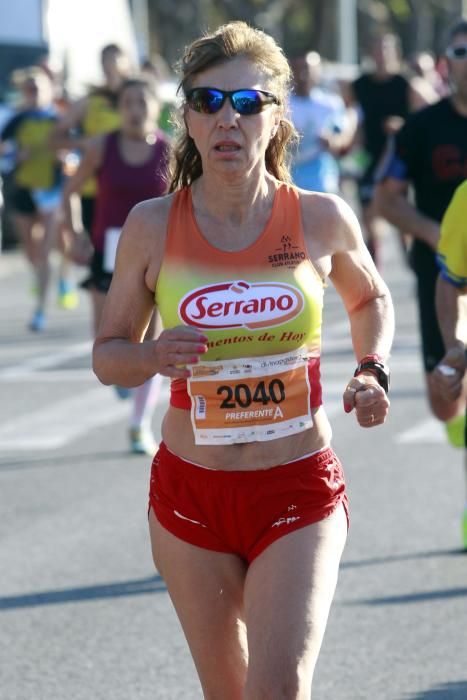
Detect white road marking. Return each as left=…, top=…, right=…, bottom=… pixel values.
left=0, top=341, right=92, bottom=378
left=0, top=384, right=169, bottom=451
left=1, top=369, right=95, bottom=382
left=0, top=387, right=128, bottom=450
left=395, top=417, right=446, bottom=444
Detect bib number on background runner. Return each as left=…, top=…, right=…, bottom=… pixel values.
left=187, top=350, right=313, bottom=445
left=103, top=227, right=122, bottom=272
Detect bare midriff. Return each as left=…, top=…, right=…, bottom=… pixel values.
left=161, top=405, right=332, bottom=470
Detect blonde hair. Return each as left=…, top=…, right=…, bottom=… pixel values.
left=11, top=66, right=44, bottom=88
left=169, top=21, right=298, bottom=191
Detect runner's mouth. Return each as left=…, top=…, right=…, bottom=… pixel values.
left=214, top=143, right=241, bottom=152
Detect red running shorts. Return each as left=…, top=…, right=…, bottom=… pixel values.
left=149, top=442, right=349, bottom=564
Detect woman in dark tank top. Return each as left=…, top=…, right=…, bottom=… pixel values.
left=61, top=77, right=170, bottom=455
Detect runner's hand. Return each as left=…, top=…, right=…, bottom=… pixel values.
left=68, top=231, right=93, bottom=265
left=152, top=325, right=208, bottom=378
left=343, top=373, right=390, bottom=428
left=433, top=346, right=466, bottom=402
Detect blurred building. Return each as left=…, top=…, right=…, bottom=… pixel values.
left=0, top=0, right=141, bottom=101
left=0, top=0, right=144, bottom=250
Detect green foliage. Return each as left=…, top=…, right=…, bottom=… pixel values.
left=388, top=0, right=412, bottom=21
left=148, top=0, right=464, bottom=66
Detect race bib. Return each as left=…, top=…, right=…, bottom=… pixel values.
left=103, top=227, right=121, bottom=272
left=187, top=349, right=313, bottom=445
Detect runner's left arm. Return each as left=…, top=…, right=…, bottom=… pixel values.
left=323, top=195, right=393, bottom=425
left=329, top=197, right=394, bottom=361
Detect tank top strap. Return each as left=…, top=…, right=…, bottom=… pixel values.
left=164, top=187, right=193, bottom=259
left=269, top=182, right=304, bottom=243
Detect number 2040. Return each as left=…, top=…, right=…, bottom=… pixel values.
left=217, top=379, right=286, bottom=409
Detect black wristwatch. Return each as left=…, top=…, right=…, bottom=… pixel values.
left=354, top=354, right=390, bottom=393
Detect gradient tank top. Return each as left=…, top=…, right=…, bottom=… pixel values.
left=156, top=183, right=325, bottom=443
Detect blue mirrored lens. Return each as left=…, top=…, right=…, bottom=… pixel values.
left=187, top=88, right=267, bottom=115
left=189, top=89, right=223, bottom=113
left=231, top=90, right=262, bottom=114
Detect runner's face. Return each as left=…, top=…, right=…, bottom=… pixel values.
left=184, top=57, right=281, bottom=179
left=447, top=33, right=467, bottom=98
left=102, top=51, right=129, bottom=81
left=291, top=57, right=312, bottom=95
left=119, top=85, right=158, bottom=134
left=22, top=76, right=53, bottom=109
left=372, top=35, right=400, bottom=72
left=291, top=54, right=321, bottom=95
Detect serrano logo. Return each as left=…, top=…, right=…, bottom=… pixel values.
left=179, top=281, right=304, bottom=330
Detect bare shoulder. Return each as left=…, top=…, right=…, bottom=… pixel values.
left=85, top=134, right=106, bottom=162
left=118, top=192, right=175, bottom=288
left=298, top=189, right=363, bottom=256
left=57, top=96, right=88, bottom=127
left=121, top=192, right=174, bottom=247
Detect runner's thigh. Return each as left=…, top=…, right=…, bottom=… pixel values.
left=149, top=509, right=248, bottom=700
left=243, top=504, right=347, bottom=699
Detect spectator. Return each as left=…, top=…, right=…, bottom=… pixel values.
left=289, top=51, right=356, bottom=194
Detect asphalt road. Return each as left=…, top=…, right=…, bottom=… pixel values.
left=0, top=232, right=466, bottom=700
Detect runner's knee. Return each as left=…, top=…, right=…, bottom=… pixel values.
left=244, top=664, right=311, bottom=700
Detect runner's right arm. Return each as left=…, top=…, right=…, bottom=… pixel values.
left=375, top=176, right=440, bottom=250
left=61, top=136, right=104, bottom=233
left=51, top=97, right=89, bottom=151
left=93, top=197, right=208, bottom=388
left=433, top=182, right=467, bottom=399
left=374, top=115, right=440, bottom=250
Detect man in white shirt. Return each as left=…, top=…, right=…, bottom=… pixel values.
left=289, top=52, right=355, bottom=193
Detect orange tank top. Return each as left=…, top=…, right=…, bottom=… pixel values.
left=155, top=182, right=324, bottom=416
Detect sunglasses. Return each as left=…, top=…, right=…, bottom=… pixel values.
left=446, top=44, right=467, bottom=60
left=185, top=87, right=280, bottom=115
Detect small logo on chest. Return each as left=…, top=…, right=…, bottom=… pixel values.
left=179, top=280, right=304, bottom=330
left=268, top=235, right=306, bottom=268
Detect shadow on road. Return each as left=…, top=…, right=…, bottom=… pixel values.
left=0, top=329, right=67, bottom=345
left=403, top=681, right=467, bottom=699
left=347, top=585, right=467, bottom=606
left=0, top=574, right=166, bottom=611
left=342, top=548, right=466, bottom=570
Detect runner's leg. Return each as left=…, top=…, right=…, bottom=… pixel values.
left=362, top=198, right=382, bottom=268
left=35, top=209, right=58, bottom=312
left=90, top=287, right=107, bottom=337
left=243, top=504, right=347, bottom=699
left=130, top=312, right=162, bottom=453
left=56, top=220, right=79, bottom=309
left=149, top=509, right=248, bottom=700
left=13, top=212, right=50, bottom=329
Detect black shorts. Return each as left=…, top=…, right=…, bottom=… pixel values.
left=11, top=187, right=37, bottom=215
left=80, top=196, right=95, bottom=234
left=357, top=166, right=376, bottom=206
left=80, top=250, right=112, bottom=294
left=409, top=240, right=445, bottom=373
